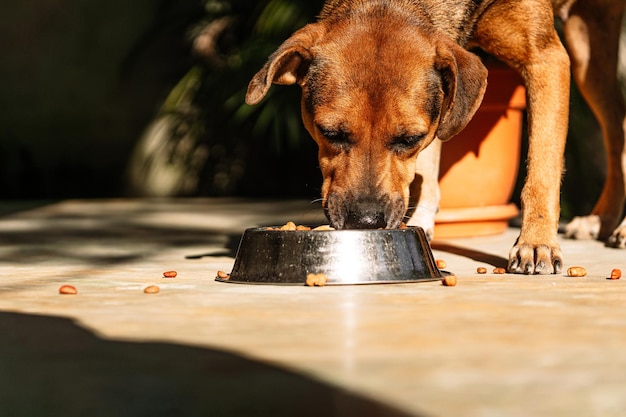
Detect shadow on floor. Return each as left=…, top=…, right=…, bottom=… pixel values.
left=431, top=242, right=509, bottom=269
left=0, top=312, right=422, bottom=417
left=185, top=233, right=242, bottom=259
left=0, top=199, right=327, bottom=266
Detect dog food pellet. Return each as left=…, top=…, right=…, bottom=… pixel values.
left=493, top=267, right=506, bottom=274
left=567, top=266, right=587, bottom=277
left=313, top=225, right=335, bottom=231
left=436, top=259, right=447, bottom=269
left=476, top=267, right=488, bottom=274
left=269, top=223, right=331, bottom=231
left=442, top=275, right=457, bottom=286
left=280, top=221, right=297, bottom=231
left=609, top=268, right=622, bottom=280
left=306, top=273, right=329, bottom=287
left=217, top=270, right=230, bottom=280
left=163, top=271, right=177, bottom=278
left=144, top=285, right=160, bottom=294
left=59, top=285, right=77, bottom=295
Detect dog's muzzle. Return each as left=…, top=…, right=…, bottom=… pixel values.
left=325, top=193, right=405, bottom=230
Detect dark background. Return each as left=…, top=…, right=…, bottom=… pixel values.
left=0, top=0, right=614, bottom=218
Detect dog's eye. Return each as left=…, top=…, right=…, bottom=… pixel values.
left=390, top=134, right=425, bottom=152
left=319, top=128, right=352, bottom=149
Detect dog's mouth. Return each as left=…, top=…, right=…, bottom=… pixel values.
left=324, top=192, right=406, bottom=230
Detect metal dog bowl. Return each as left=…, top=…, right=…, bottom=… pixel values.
left=216, top=226, right=447, bottom=285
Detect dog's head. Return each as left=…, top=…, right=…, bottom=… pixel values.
left=246, top=11, right=487, bottom=229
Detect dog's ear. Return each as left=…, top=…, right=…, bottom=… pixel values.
left=435, top=43, right=488, bottom=141
left=246, top=23, right=325, bottom=105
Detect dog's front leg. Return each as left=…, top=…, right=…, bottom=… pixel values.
left=407, top=139, right=442, bottom=240
left=507, top=46, right=570, bottom=274
left=475, top=2, right=569, bottom=274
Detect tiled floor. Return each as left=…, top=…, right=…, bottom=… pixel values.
left=1, top=199, right=625, bottom=417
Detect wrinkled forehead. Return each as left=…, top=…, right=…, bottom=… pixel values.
left=305, top=35, right=442, bottom=132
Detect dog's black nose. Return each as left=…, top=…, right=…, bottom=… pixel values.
left=343, top=209, right=387, bottom=229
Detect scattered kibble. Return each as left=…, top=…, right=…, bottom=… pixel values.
left=163, top=271, right=177, bottom=278
left=217, top=270, right=230, bottom=280
left=59, top=285, right=77, bottom=295
left=476, top=267, right=487, bottom=274
left=435, top=259, right=447, bottom=269
left=567, top=266, right=587, bottom=277
left=144, top=285, right=160, bottom=294
left=609, top=268, right=622, bottom=280
left=442, top=275, right=457, bottom=287
left=493, top=267, right=506, bottom=274
left=306, top=273, right=329, bottom=287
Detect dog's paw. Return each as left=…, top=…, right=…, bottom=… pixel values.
left=606, top=219, right=626, bottom=248
left=508, top=242, right=563, bottom=275
left=563, top=215, right=601, bottom=240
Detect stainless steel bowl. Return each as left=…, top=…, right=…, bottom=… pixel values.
left=216, top=226, right=447, bottom=285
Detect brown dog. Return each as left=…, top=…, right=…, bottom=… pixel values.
left=246, top=0, right=626, bottom=274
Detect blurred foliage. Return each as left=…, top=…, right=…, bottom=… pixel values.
left=128, top=0, right=325, bottom=197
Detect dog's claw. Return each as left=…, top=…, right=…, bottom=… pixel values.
left=523, top=263, right=534, bottom=275
left=508, top=243, right=562, bottom=275
left=535, top=260, right=546, bottom=272
left=607, top=224, right=626, bottom=248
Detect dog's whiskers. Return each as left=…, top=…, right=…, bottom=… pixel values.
left=406, top=204, right=438, bottom=213
left=286, top=198, right=328, bottom=227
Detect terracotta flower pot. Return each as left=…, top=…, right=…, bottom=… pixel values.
left=434, top=61, right=526, bottom=238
